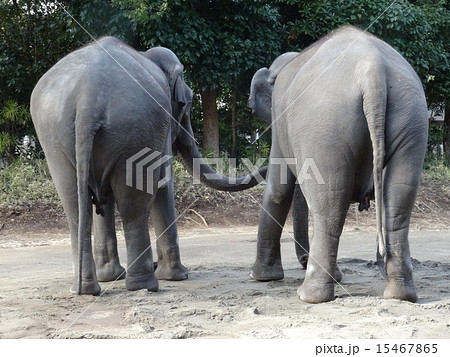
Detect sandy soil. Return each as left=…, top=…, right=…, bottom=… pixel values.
left=0, top=223, right=449, bottom=339
left=0, top=179, right=449, bottom=339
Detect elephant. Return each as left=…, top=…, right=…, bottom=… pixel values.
left=291, top=185, right=310, bottom=270
left=31, top=37, right=266, bottom=295
left=248, top=25, right=428, bottom=303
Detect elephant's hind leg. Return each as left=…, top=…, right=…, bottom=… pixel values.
left=292, top=185, right=310, bottom=269
left=297, top=182, right=351, bottom=303
left=381, top=148, right=423, bottom=302
left=93, top=194, right=126, bottom=282
left=292, top=186, right=343, bottom=282
left=47, top=157, right=101, bottom=295
left=297, top=211, right=347, bottom=303
left=114, top=186, right=158, bottom=292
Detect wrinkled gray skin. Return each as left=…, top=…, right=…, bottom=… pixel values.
left=31, top=37, right=266, bottom=295
left=291, top=185, right=310, bottom=270
left=260, top=53, right=335, bottom=277
left=248, top=26, right=428, bottom=303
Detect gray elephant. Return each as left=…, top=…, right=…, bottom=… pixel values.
left=248, top=26, right=428, bottom=303
left=31, top=37, right=265, bottom=295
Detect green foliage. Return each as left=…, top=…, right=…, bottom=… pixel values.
left=0, top=1, right=75, bottom=105
left=0, top=0, right=448, bottom=177
left=0, top=1, right=137, bottom=104
left=427, top=125, right=444, bottom=157
left=68, top=0, right=137, bottom=44
left=113, top=0, right=281, bottom=159
left=0, top=0, right=137, bottom=160
left=0, top=1, right=83, bottom=161
left=423, top=155, right=450, bottom=181
left=0, top=100, right=32, bottom=160
left=278, top=0, right=449, bottom=108
left=114, top=0, right=283, bottom=89
left=216, top=85, right=270, bottom=159
left=0, top=157, right=58, bottom=206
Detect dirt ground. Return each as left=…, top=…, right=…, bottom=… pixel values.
left=0, top=180, right=449, bottom=339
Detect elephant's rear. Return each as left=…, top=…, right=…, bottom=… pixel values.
left=284, top=27, right=427, bottom=302
left=251, top=25, right=429, bottom=303
left=31, top=48, right=91, bottom=162
left=30, top=38, right=168, bottom=295
left=279, top=27, right=428, bottom=193
left=31, top=38, right=171, bottom=193
left=381, top=47, right=429, bottom=162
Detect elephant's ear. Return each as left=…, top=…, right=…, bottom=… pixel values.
left=249, top=67, right=272, bottom=125
left=143, top=47, right=189, bottom=104
left=267, top=52, right=299, bottom=84
left=170, top=64, right=188, bottom=105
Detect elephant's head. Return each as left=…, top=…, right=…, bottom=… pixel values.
left=143, top=47, right=192, bottom=141
left=248, top=52, right=300, bottom=125
left=144, top=47, right=266, bottom=191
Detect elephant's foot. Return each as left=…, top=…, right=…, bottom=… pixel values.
left=250, top=260, right=284, bottom=281
left=155, top=261, right=188, bottom=281
left=384, top=279, right=417, bottom=302
left=297, top=280, right=335, bottom=303
left=70, top=279, right=101, bottom=296
left=300, top=256, right=343, bottom=282
left=95, top=262, right=126, bottom=282
left=126, top=274, right=159, bottom=292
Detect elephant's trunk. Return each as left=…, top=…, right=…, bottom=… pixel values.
left=175, top=120, right=266, bottom=191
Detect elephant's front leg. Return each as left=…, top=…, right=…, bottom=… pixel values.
left=93, top=195, right=126, bottom=282
left=151, top=161, right=188, bottom=281
left=250, top=158, right=296, bottom=281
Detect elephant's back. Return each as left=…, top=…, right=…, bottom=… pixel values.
left=276, top=60, right=369, bottom=161
left=31, top=37, right=171, bottom=150
left=30, top=37, right=173, bottom=201
left=273, top=27, right=427, bottom=201
left=272, top=29, right=378, bottom=181
left=275, top=26, right=426, bottom=156
left=31, top=37, right=169, bottom=122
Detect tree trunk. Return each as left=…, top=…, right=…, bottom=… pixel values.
left=231, top=88, right=238, bottom=158
left=444, top=100, right=450, bottom=157
left=201, top=88, right=220, bottom=157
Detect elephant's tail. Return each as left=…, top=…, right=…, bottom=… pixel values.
left=359, top=59, right=387, bottom=279
left=74, top=105, right=102, bottom=295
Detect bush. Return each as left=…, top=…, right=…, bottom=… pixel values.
left=423, top=155, right=450, bottom=181
left=0, top=100, right=32, bottom=161
left=172, top=154, right=265, bottom=207
left=0, top=154, right=266, bottom=208
left=0, top=157, right=58, bottom=206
